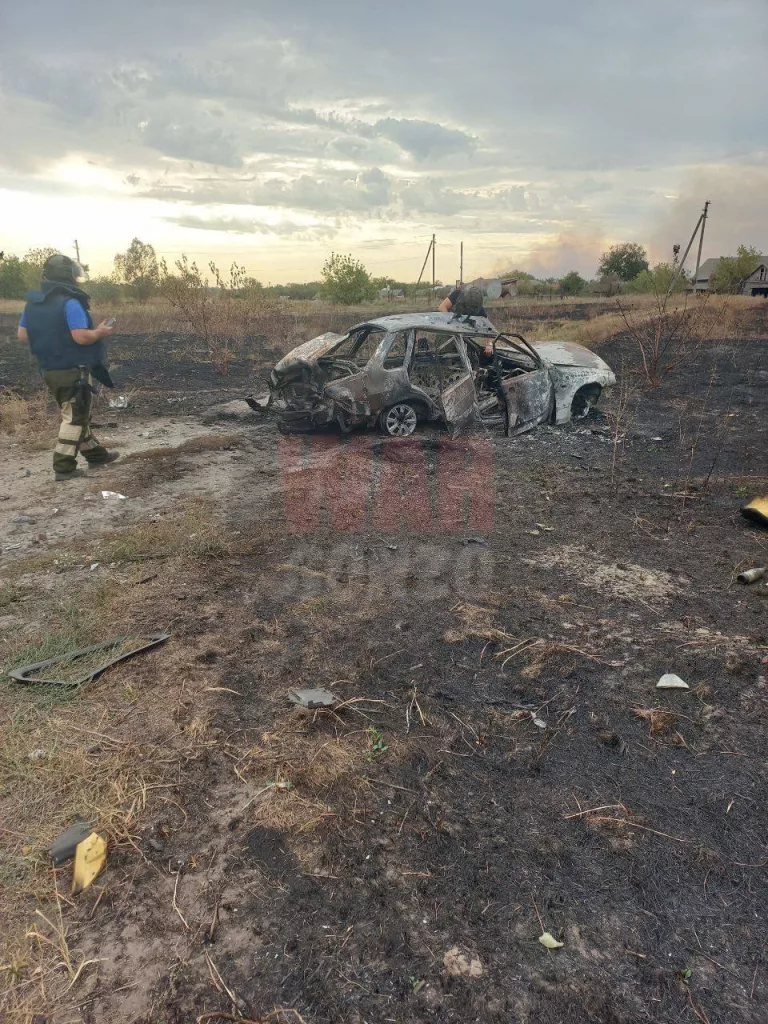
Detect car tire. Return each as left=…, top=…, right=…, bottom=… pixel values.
left=379, top=401, right=420, bottom=437
left=571, top=384, right=601, bottom=420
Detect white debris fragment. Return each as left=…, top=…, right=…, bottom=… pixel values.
left=101, top=491, right=127, bottom=500
left=657, top=673, right=689, bottom=690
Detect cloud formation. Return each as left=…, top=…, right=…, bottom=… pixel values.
left=1, top=0, right=766, bottom=278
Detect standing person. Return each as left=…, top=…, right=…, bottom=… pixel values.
left=17, top=254, right=119, bottom=481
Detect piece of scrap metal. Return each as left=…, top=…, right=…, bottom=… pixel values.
left=48, top=822, right=97, bottom=866
left=741, top=497, right=768, bottom=527
left=8, top=632, right=171, bottom=687
left=737, top=567, right=766, bottom=584
left=287, top=688, right=339, bottom=709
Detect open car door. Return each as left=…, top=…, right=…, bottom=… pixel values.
left=435, top=335, right=479, bottom=434
left=492, top=336, right=555, bottom=436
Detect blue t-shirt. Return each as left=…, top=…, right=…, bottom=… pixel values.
left=20, top=299, right=89, bottom=331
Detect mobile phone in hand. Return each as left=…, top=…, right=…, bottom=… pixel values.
left=105, top=317, right=117, bottom=328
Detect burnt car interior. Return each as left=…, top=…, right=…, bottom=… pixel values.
left=409, top=333, right=468, bottom=396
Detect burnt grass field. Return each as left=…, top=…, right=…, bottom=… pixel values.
left=0, top=305, right=767, bottom=1024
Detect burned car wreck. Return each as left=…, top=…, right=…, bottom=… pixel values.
left=248, top=312, right=616, bottom=437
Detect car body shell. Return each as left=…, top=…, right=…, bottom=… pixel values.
left=259, top=312, right=616, bottom=436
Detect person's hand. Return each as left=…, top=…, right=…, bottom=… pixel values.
left=96, top=320, right=116, bottom=339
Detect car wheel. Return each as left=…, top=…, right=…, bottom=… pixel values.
left=380, top=402, right=419, bottom=437
left=571, top=384, right=601, bottom=420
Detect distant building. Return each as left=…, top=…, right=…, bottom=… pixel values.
left=692, top=258, right=721, bottom=293
left=469, top=277, right=519, bottom=300
left=693, top=257, right=768, bottom=296
left=378, top=287, right=406, bottom=300
left=742, top=263, right=768, bottom=297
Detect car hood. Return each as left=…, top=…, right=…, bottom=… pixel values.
left=530, top=341, right=613, bottom=372
left=273, top=332, right=345, bottom=375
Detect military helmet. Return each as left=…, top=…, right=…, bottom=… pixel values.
left=42, top=254, right=87, bottom=285
left=452, top=285, right=485, bottom=316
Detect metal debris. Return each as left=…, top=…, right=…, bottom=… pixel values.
left=741, top=497, right=768, bottom=527
left=737, top=567, right=766, bottom=584
left=657, top=673, right=690, bottom=690
left=288, top=688, right=339, bottom=709
left=13, top=515, right=37, bottom=525
left=101, top=490, right=127, bottom=500
left=108, top=395, right=129, bottom=409
left=8, top=632, right=171, bottom=687
left=72, top=831, right=107, bottom=895
left=49, top=822, right=97, bottom=866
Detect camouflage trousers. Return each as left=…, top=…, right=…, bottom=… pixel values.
left=43, top=368, right=110, bottom=474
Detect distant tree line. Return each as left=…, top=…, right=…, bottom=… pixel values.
left=3, top=238, right=762, bottom=306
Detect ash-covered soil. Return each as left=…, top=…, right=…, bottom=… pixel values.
left=1, top=311, right=766, bottom=1024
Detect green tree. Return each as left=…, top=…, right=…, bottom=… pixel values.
left=625, top=262, right=689, bottom=295
left=708, top=245, right=763, bottom=294
left=598, top=243, right=649, bottom=282
left=87, top=276, right=125, bottom=305
left=113, top=238, right=159, bottom=302
left=560, top=270, right=587, bottom=296
left=0, top=255, right=28, bottom=299
left=321, top=253, right=375, bottom=305
left=20, top=247, right=60, bottom=289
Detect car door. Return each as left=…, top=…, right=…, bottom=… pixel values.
left=492, top=338, right=554, bottom=435
left=435, top=335, right=479, bottom=434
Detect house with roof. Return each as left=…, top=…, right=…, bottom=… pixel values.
left=693, top=257, right=768, bottom=295
left=692, top=258, right=721, bottom=293
left=742, top=263, right=768, bottom=297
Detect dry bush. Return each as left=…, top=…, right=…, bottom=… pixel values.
left=0, top=388, right=54, bottom=447
left=616, top=293, right=738, bottom=386
left=159, top=257, right=294, bottom=373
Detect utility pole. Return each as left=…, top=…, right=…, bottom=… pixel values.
left=431, top=233, right=436, bottom=294
left=74, top=239, right=81, bottom=263
left=460, top=241, right=464, bottom=287
left=416, top=236, right=434, bottom=290
left=666, top=200, right=711, bottom=298
left=693, top=200, right=710, bottom=288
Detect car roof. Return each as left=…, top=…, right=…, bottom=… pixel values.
left=357, top=312, right=497, bottom=337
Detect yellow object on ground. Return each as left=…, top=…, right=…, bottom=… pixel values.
left=72, top=832, right=107, bottom=895
left=741, top=497, right=768, bottom=527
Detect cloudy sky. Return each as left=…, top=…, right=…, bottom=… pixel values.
left=1, top=0, right=766, bottom=283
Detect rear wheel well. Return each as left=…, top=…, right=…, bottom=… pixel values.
left=571, top=383, right=602, bottom=419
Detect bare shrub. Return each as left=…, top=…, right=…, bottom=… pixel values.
left=616, top=291, right=737, bottom=387
left=159, top=257, right=293, bottom=373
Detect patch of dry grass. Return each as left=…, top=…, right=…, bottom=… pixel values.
left=96, top=502, right=234, bottom=562
left=0, top=388, right=55, bottom=449
left=0, top=553, right=223, bottom=1021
